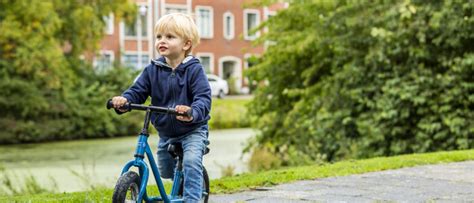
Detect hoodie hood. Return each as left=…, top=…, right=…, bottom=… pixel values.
left=151, top=56, right=200, bottom=72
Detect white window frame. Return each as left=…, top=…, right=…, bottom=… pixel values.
left=263, top=7, right=276, bottom=33
left=104, top=13, right=114, bottom=35
left=93, top=50, right=115, bottom=72
left=263, top=7, right=276, bottom=20
left=164, top=4, right=188, bottom=14
left=195, top=6, right=214, bottom=39
left=123, top=3, right=150, bottom=39
left=223, top=11, right=235, bottom=40
left=243, top=9, right=260, bottom=40
left=196, top=52, right=214, bottom=74
left=121, top=51, right=151, bottom=70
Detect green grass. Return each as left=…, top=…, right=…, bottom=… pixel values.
left=209, top=97, right=250, bottom=129
left=2, top=149, right=473, bottom=202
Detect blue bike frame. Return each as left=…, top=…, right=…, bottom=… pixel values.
left=119, top=109, right=184, bottom=203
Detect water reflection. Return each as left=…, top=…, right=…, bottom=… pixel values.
left=0, top=128, right=255, bottom=193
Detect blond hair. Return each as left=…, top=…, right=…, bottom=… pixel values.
left=154, top=13, right=200, bottom=55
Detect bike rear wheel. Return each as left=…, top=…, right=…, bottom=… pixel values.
left=179, top=166, right=210, bottom=203
left=112, top=171, right=141, bottom=203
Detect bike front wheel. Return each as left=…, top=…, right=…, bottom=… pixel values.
left=112, top=171, right=141, bottom=203
left=202, top=166, right=210, bottom=203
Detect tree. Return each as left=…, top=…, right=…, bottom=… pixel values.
left=0, top=0, right=139, bottom=143
left=247, top=0, right=473, bottom=166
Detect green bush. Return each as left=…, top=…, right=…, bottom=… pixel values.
left=0, top=64, right=143, bottom=144
left=248, top=146, right=282, bottom=172
left=0, top=1, right=137, bottom=144
left=209, top=98, right=250, bottom=129
left=226, top=77, right=239, bottom=95
left=247, top=0, right=473, bottom=165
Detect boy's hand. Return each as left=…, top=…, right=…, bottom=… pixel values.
left=175, top=105, right=193, bottom=122
left=111, top=96, right=128, bottom=112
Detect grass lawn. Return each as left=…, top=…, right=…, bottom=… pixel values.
left=2, top=149, right=473, bottom=202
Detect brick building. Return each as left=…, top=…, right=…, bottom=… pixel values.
left=95, top=0, right=287, bottom=93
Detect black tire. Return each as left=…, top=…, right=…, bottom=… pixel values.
left=112, top=171, right=141, bottom=203
left=179, top=166, right=210, bottom=203
left=202, top=167, right=210, bottom=203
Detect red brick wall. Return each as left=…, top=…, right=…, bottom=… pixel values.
left=96, top=0, right=286, bottom=92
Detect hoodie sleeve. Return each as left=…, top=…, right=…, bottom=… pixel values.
left=189, top=65, right=212, bottom=124
left=122, top=67, right=151, bottom=104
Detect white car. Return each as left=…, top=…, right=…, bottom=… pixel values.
left=207, top=74, right=229, bottom=98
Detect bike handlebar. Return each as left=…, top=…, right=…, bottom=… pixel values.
left=106, top=99, right=192, bottom=118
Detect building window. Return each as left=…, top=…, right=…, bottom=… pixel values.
left=223, top=12, right=234, bottom=40
left=123, top=53, right=149, bottom=70
left=165, top=4, right=188, bottom=14
left=196, top=6, right=213, bottom=39
left=263, top=8, right=277, bottom=49
left=244, top=9, right=260, bottom=40
left=104, top=13, right=114, bottom=35
left=264, top=8, right=276, bottom=33
left=94, top=51, right=114, bottom=73
left=197, top=53, right=214, bottom=74
left=124, top=6, right=148, bottom=38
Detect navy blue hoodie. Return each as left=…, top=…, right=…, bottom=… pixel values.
left=122, top=56, right=212, bottom=138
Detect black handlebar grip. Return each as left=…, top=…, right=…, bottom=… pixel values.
left=106, top=99, right=113, bottom=109
left=122, top=103, right=132, bottom=112
left=175, top=109, right=193, bottom=117
left=106, top=99, right=131, bottom=112
left=185, top=109, right=193, bottom=118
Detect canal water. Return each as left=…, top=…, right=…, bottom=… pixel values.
left=0, top=128, right=256, bottom=193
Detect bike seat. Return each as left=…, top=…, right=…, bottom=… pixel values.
left=167, top=143, right=210, bottom=158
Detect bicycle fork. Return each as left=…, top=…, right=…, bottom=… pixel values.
left=119, top=109, right=171, bottom=202
left=120, top=134, right=169, bottom=202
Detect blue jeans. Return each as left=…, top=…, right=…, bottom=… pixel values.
left=157, top=125, right=209, bottom=203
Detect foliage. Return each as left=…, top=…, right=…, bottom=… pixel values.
left=0, top=0, right=139, bottom=143
left=248, top=146, right=282, bottom=172
left=247, top=0, right=474, bottom=165
left=2, top=149, right=473, bottom=201
left=214, top=162, right=236, bottom=177
left=209, top=98, right=250, bottom=129
left=0, top=166, right=58, bottom=195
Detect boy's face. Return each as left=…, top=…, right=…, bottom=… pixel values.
left=155, top=31, right=191, bottom=60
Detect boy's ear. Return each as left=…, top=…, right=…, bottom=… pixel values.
left=183, top=40, right=192, bottom=51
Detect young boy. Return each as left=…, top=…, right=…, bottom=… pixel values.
left=111, top=13, right=211, bottom=202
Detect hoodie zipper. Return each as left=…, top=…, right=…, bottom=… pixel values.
left=170, top=69, right=177, bottom=133
left=153, top=57, right=194, bottom=135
